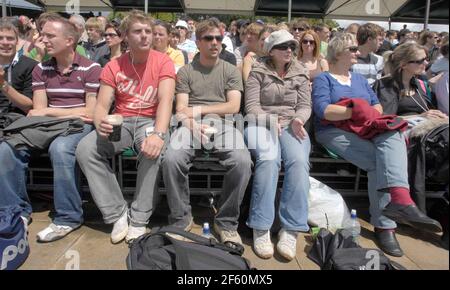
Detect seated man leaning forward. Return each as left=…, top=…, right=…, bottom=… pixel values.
left=76, top=11, right=176, bottom=244
left=0, top=15, right=100, bottom=242
left=162, top=19, right=252, bottom=247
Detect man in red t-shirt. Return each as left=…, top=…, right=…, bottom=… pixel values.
left=76, top=11, right=176, bottom=244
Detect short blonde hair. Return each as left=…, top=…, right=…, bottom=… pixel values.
left=119, top=10, right=154, bottom=37
left=85, top=17, right=105, bottom=32
left=326, top=33, right=356, bottom=64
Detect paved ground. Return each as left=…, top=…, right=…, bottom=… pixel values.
left=19, top=197, right=449, bottom=270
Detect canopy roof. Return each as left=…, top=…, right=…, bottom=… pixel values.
left=23, top=0, right=449, bottom=24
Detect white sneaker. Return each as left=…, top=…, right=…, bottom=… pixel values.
left=253, top=229, right=274, bottom=259
left=36, top=223, right=79, bottom=242
left=277, top=229, right=298, bottom=261
left=213, top=223, right=242, bottom=245
left=126, top=225, right=147, bottom=243
left=111, top=210, right=128, bottom=244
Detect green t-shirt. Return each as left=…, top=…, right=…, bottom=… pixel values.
left=320, top=42, right=328, bottom=58
left=28, top=45, right=88, bottom=62
left=176, top=59, right=243, bottom=107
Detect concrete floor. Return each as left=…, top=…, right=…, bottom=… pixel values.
left=18, top=197, right=449, bottom=270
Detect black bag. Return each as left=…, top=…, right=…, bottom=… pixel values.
left=326, top=248, right=406, bottom=270
left=126, top=226, right=254, bottom=270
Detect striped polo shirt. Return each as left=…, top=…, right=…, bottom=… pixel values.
left=31, top=53, right=102, bottom=108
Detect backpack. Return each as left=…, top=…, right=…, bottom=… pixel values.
left=126, top=226, right=254, bottom=270
left=424, top=124, right=449, bottom=184
left=326, top=248, right=406, bottom=270
left=0, top=206, right=29, bottom=270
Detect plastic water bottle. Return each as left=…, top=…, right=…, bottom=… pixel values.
left=348, top=209, right=361, bottom=245
left=202, top=222, right=212, bottom=239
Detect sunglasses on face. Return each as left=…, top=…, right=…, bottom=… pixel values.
left=201, top=35, right=224, bottom=42
left=346, top=46, right=359, bottom=53
left=302, top=40, right=315, bottom=45
left=175, top=26, right=186, bottom=30
left=272, top=42, right=297, bottom=51
left=408, top=57, right=427, bottom=65
left=104, top=33, right=119, bottom=38
left=293, top=27, right=305, bottom=32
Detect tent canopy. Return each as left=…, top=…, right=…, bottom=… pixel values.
left=6, top=0, right=43, bottom=11
left=77, top=0, right=450, bottom=24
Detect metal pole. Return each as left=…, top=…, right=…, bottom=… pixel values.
left=2, top=0, right=6, bottom=18
left=288, top=0, right=292, bottom=23
left=145, top=0, right=148, bottom=14
left=424, top=0, right=431, bottom=30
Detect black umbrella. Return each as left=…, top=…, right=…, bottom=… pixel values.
left=307, top=228, right=359, bottom=269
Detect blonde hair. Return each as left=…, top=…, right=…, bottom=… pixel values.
left=119, top=10, right=154, bottom=37
left=384, top=42, right=427, bottom=80
left=85, top=17, right=105, bottom=32
left=326, top=33, right=356, bottom=64
left=245, top=23, right=264, bottom=37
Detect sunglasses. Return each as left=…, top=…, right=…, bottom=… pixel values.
left=175, top=26, right=187, bottom=30
left=346, top=46, right=359, bottom=53
left=201, top=35, right=224, bottom=42
left=408, top=57, right=427, bottom=64
left=104, top=33, right=119, bottom=38
left=272, top=42, right=297, bottom=51
left=302, top=40, right=315, bottom=45
left=293, top=27, right=305, bottom=32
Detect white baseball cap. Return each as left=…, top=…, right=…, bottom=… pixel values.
left=175, top=20, right=189, bottom=30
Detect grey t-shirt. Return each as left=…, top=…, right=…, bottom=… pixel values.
left=176, top=59, right=243, bottom=107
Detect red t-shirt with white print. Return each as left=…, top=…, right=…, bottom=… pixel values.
left=100, top=49, right=175, bottom=117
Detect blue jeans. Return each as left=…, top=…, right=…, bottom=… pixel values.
left=245, top=126, right=311, bottom=232
left=0, top=124, right=92, bottom=227
left=316, top=128, right=410, bottom=229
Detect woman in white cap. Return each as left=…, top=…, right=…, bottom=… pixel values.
left=175, top=19, right=197, bottom=63
left=244, top=30, right=312, bottom=261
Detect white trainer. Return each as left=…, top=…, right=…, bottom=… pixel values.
left=111, top=210, right=128, bottom=244
left=253, top=229, right=274, bottom=259
left=36, top=223, right=79, bottom=242
left=126, top=225, right=147, bottom=243
left=277, top=229, right=298, bottom=261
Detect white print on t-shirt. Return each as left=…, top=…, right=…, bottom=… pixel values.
left=116, top=71, right=158, bottom=109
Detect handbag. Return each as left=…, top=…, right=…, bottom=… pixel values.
left=0, top=206, right=29, bottom=270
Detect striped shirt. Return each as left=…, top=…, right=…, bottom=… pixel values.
left=350, top=53, right=384, bottom=87
left=31, top=53, right=102, bottom=108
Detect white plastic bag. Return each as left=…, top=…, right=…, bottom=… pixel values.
left=308, top=177, right=351, bottom=232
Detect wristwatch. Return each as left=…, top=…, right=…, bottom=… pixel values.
left=150, top=131, right=166, bottom=140
left=0, top=81, right=8, bottom=90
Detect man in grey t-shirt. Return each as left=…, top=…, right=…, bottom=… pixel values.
left=162, top=19, right=252, bottom=247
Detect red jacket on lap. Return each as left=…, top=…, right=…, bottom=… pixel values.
left=322, top=98, right=408, bottom=139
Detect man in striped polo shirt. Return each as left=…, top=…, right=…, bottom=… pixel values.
left=351, top=23, right=385, bottom=87
left=0, top=15, right=101, bottom=243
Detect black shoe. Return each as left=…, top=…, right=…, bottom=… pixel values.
left=375, top=230, right=404, bottom=257
left=383, top=203, right=443, bottom=233
left=441, top=231, right=449, bottom=251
